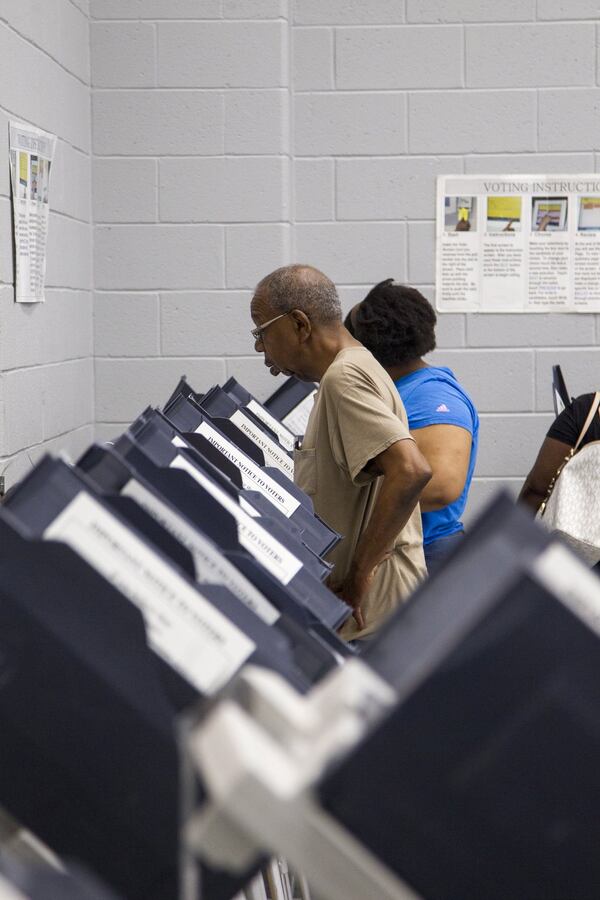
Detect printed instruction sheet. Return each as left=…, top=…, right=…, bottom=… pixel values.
left=9, top=121, right=56, bottom=303
left=436, top=174, right=600, bottom=313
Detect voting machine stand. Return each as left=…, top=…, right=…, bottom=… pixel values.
left=0, top=373, right=350, bottom=900
left=75, top=442, right=348, bottom=687
left=0, top=459, right=316, bottom=899
left=162, top=385, right=340, bottom=560
left=113, top=408, right=349, bottom=630
left=182, top=494, right=600, bottom=900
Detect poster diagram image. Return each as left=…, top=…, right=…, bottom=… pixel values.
left=531, top=197, right=568, bottom=232
left=30, top=155, right=39, bottom=201
left=18, top=151, right=28, bottom=199
left=27, top=156, right=50, bottom=204
left=486, top=195, right=522, bottom=232
left=444, top=196, right=477, bottom=232
left=39, top=159, right=50, bottom=204
left=578, top=197, right=600, bottom=232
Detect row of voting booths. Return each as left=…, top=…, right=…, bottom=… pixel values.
left=0, top=372, right=599, bottom=899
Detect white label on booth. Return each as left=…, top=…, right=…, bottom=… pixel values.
left=44, top=491, right=255, bottom=694
left=121, top=479, right=280, bottom=624
left=230, top=409, right=294, bottom=478
left=194, top=420, right=300, bottom=517
left=247, top=399, right=297, bottom=451
left=170, top=454, right=302, bottom=586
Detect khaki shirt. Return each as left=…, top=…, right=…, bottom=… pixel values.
left=294, top=346, right=426, bottom=640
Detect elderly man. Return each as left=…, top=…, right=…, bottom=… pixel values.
left=250, top=264, right=431, bottom=643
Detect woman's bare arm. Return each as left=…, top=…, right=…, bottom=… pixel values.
left=411, top=424, right=472, bottom=512
left=518, top=436, right=573, bottom=514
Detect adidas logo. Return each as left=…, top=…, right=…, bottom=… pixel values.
left=436, top=403, right=450, bottom=412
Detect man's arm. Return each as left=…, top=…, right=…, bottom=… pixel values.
left=333, top=437, right=431, bottom=629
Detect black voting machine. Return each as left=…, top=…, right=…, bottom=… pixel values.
left=184, top=494, right=600, bottom=900
left=0, top=374, right=349, bottom=900
left=0, top=374, right=599, bottom=900
left=321, top=496, right=600, bottom=900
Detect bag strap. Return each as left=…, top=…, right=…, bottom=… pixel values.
left=574, top=392, right=600, bottom=451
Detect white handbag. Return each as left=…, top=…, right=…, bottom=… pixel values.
left=537, top=392, right=600, bottom=566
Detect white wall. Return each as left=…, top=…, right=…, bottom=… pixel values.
left=89, top=0, right=600, bottom=522
left=0, top=0, right=94, bottom=489
left=3, top=1, right=600, bottom=519
left=91, top=0, right=290, bottom=445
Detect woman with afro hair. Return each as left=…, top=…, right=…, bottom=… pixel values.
left=345, top=279, right=479, bottom=574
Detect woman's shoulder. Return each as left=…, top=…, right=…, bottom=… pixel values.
left=403, top=367, right=474, bottom=407
left=548, top=392, right=599, bottom=447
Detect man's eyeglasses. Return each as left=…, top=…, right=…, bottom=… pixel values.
left=251, top=310, right=292, bottom=342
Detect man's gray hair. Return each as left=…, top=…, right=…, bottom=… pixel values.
left=255, top=264, right=342, bottom=325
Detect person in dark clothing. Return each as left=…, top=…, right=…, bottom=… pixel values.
left=519, top=393, right=600, bottom=514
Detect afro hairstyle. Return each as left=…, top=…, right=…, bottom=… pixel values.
left=352, top=279, right=437, bottom=366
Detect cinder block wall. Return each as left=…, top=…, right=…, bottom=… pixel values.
left=5, top=3, right=599, bottom=510
left=0, top=0, right=93, bottom=489
left=90, top=1, right=599, bottom=521
left=290, top=0, right=600, bottom=522
left=91, top=0, right=291, bottom=444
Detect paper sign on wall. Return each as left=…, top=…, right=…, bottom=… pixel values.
left=436, top=174, right=600, bottom=313
left=9, top=122, right=56, bottom=303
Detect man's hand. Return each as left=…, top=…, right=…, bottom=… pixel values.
left=328, top=564, right=376, bottom=631
left=328, top=438, right=431, bottom=635
left=342, top=439, right=431, bottom=632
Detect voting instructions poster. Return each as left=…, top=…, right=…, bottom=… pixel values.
left=437, top=174, right=600, bottom=313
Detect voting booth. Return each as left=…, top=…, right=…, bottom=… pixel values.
left=183, top=496, right=600, bottom=900
left=1, top=374, right=599, bottom=900
left=0, top=374, right=348, bottom=899
left=0, top=852, right=120, bottom=900
left=263, top=376, right=317, bottom=437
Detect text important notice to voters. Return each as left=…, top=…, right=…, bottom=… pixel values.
left=436, top=174, right=600, bottom=313
left=9, top=121, right=56, bottom=303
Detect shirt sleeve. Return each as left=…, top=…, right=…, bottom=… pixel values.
left=408, top=379, right=474, bottom=433
left=547, top=393, right=595, bottom=447
left=325, top=366, right=413, bottom=485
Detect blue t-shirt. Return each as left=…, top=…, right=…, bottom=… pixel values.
left=394, top=366, right=479, bottom=545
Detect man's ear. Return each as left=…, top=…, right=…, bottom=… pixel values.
left=290, top=309, right=311, bottom=342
